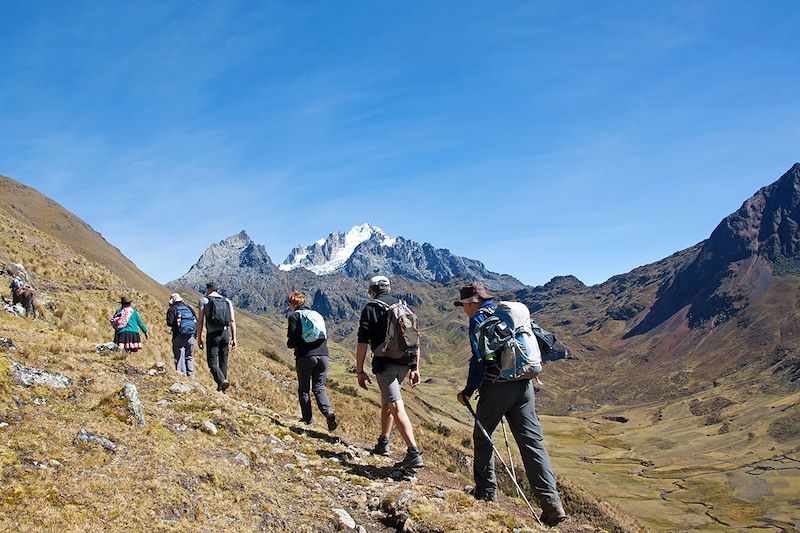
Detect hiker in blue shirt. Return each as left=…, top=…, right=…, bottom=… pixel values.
left=455, top=282, right=567, bottom=527
left=166, top=293, right=196, bottom=377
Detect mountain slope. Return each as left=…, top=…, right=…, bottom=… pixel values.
left=628, top=163, right=800, bottom=336
left=0, top=176, right=169, bottom=299
left=0, top=174, right=632, bottom=532
left=485, top=164, right=800, bottom=409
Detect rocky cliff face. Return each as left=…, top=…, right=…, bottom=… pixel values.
left=171, top=225, right=523, bottom=320
left=628, top=163, right=800, bottom=336
left=280, top=223, right=523, bottom=290
left=169, top=231, right=293, bottom=311
left=280, top=223, right=395, bottom=275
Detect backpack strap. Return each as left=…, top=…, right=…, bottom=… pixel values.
left=370, top=298, right=391, bottom=310
left=475, top=306, right=495, bottom=319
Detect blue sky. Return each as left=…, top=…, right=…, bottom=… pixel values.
left=2, top=1, right=799, bottom=286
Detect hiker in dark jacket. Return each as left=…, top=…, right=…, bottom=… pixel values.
left=455, top=282, right=566, bottom=527
left=287, top=291, right=337, bottom=430
left=197, top=282, right=236, bottom=392
left=166, top=293, right=196, bottom=377
left=356, top=275, right=423, bottom=469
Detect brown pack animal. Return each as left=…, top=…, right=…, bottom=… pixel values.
left=10, top=279, right=39, bottom=318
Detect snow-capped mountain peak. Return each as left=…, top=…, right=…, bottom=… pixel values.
left=280, top=223, right=394, bottom=274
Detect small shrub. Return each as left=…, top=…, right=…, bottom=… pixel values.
left=423, top=421, right=452, bottom=437
left=259, top=348, right=290, bottom=368
left=48, top=342, right=64, bottom=355
left=328, top=379, right=358, bottom=397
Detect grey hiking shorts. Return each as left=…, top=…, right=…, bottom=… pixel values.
left=375, top=362, right=409, bottom=404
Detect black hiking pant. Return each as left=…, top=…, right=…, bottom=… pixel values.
left=206, top=329, right=229, bottom=387
left=473, top=380, right=562, bottom=510
left=296, top=355, right=333, bottom=422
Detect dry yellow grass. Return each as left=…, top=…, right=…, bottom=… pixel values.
left=2, top=204, right=621, bottom=532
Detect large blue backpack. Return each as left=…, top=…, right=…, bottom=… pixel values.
left=176, top=304, right=197, bottom=336
left=476, top=301, right=546, bottom=381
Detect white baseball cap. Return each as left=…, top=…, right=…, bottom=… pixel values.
left=369, top=275, right=390, bottom=288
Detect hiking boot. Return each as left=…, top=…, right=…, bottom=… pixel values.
left=220, top=380, right=230, bottom=393
left=373, top=436, right=390, bottom=456
left=467, top=487, right=497, bottom=502
left=300, top=417, right=313, bottom=425
left=393, top=448, right=424, bottom=469
left=540, top=502, right=567, bottom=527
left=326, top=414, right=338, bottom=431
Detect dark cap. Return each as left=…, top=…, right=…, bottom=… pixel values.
left=454, top=283, right=494, bottom=307
left=120, top=296, right=132, bottom=305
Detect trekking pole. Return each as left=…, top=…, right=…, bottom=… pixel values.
left=500, top=418, right=516, bottom=481
left=464, top=400, right=542, bottom=526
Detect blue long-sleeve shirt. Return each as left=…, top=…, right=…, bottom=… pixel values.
left=462, top=300, right=497, bottom=398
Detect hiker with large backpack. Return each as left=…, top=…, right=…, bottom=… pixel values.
left=196, top=282, right=237, bottom=392
left=287, top=291, right=337, bottom=431
left=355, top=275, right=424, bottom=469
left=166, top=293, right=197, bottom=377
left=454, top=282, right=566, bottom=527
left=110, top=295, right=148, bottom=353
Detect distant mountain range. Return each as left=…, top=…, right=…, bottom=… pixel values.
left=169, top=163, right=800, bottom=408
left=169, top=222, right=523, bottom=321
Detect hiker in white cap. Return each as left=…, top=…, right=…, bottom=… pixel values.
left=166, top=293, right=197, bottom=377
left=355, top=275, right=424, bottom=469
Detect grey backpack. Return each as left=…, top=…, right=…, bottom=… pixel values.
left=372, top=299, right=420, bottom=360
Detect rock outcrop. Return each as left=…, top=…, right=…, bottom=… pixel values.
left=629, top=163, right=800, bottom=335
left=74, top=429, right=117, bottom=453
left=11, top=361, right=72, bottom=388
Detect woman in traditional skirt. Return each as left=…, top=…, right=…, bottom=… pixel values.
left=111, top=296, right=149, bottom=352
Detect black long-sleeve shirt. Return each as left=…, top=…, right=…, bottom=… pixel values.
left=287, top=306, right=329, bottom=358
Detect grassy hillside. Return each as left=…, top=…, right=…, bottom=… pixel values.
left=4, top=173, right=798, bottom=531
left=0, top=177, right=643, bottom=531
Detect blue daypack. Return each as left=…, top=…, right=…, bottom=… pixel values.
left=298, top=309, right=326, bottom=342
left=176, top=304, right=197, bottom=336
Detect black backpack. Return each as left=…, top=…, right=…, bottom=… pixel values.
left=205, top=295, right=230, bottom=328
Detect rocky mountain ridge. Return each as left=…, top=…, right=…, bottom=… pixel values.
left=170, top=224, right=524, bottom=321
left=280, top=223, right=395, bottom=275
left=628, top=163, right=800, bottom=336
left=170, top=164, right=800, bottom=404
